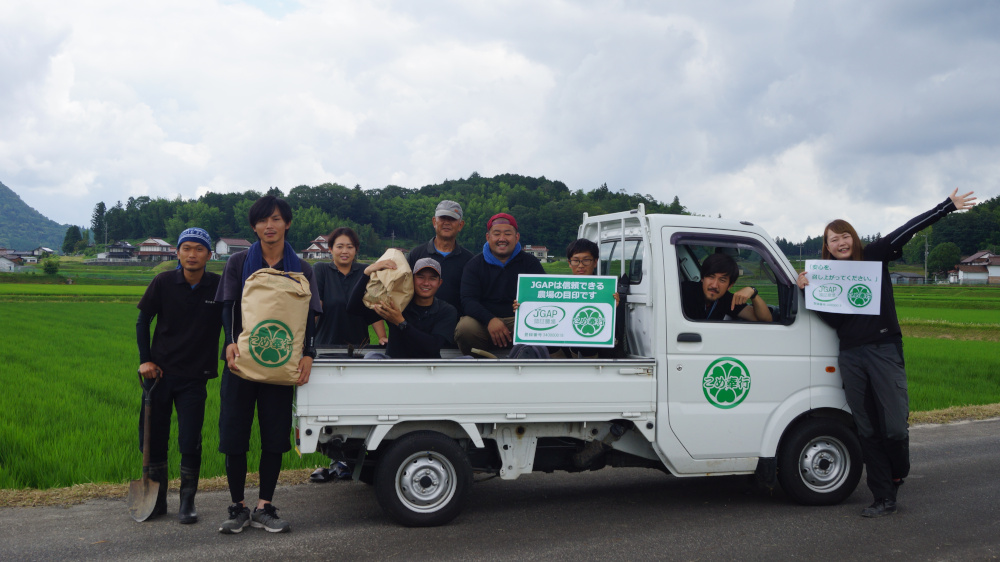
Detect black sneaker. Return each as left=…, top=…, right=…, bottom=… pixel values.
left=218, top=504, right=251, bottom=534
left=861, top=498, right=897, bottom=518
left=251, top=504, right=290, bottom=533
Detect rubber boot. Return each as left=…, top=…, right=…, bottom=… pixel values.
left=148, top=461, right=169, bottom=518
left=178, top=467, right=199, bottom=524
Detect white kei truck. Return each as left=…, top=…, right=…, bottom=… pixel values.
left=294, top=205, right=861, bottom=527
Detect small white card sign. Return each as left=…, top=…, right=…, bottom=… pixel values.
left=804, top=260, right=882, bottom=315
left=513, top=274, right=617, bottom=347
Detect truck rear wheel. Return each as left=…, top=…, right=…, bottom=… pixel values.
left=777, top=418, right=862, bottom=506
left=374, top=431, right=472, bottom=527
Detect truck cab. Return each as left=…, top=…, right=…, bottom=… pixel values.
left=295, top=205, right=861, bottom=527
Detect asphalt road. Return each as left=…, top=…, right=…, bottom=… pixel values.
left=3, top=419, right=998, bottom=561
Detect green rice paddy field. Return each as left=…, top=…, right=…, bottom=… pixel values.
left=0, top=283, right=997, bottom=490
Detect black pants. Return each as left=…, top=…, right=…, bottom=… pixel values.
left=839, top=342, right=911, bottom=502
left=218, top=368, right=292, bottom=503
left=138, top=376, right=207, bottom=468
left=217, top=368, right=293, bottom=455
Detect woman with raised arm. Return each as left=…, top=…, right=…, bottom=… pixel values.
left=797, top=189, right=976, bottom=518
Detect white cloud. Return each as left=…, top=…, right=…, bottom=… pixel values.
left=0, top=0, right=997, bottom=241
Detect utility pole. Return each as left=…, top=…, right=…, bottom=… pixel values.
left=923, top=233, right=929, bottom=285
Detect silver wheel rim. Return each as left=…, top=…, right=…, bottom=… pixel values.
left=394, top=451, right=457, bottom=513
left=798, top=435, right=850, bottom=493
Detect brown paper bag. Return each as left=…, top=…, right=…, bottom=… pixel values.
left=363, top=248, right=413, bottom=312
left=234, top=268, right=311, bottom=385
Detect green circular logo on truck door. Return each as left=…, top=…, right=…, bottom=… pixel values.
left=847, top=284, right=873, bottom=308
left=572, top=306, right=606, bottom=337
left=703, top=357, right=751, bottom=409
left=248, top=319, right=294, bottom=367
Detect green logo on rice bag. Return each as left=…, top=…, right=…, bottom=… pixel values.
left=248, top=319, right=294, bottom=367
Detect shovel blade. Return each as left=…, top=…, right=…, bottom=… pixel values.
left=127, top=478, right=160, bottom=522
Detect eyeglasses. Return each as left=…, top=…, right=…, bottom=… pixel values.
left=569, top=258, right=595, bottom=266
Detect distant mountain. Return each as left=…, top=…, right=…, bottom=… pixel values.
left=0, top=181, right=72, bottom=252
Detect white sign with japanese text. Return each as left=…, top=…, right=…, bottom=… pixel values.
left=804, top=260, right=882, bottom=315
left=514, top=274, right=617, bottom=347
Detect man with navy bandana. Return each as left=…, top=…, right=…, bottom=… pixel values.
left=455, top=213, right=545, bottom=355
left=136, top=227, right=222, bottom=524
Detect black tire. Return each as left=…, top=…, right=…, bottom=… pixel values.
left=777, top=418, right=862, bottom=506
left=358, top=464, right=375, bottom=485
left=374, top=431, right=472, bottom=527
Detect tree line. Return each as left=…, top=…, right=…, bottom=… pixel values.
left=69, top=172, right=997, bottom=272
left=78, top=173, right=688, bottom=258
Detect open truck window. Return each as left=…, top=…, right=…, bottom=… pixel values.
left=673, top=236, right=797, bottom=325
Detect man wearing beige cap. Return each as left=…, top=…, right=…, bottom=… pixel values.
left=407, top=200, right=472, bottom=316
left=346, top=257, right=458, bottom=358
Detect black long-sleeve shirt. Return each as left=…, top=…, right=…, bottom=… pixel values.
left=460, top=250, right=545, bottom=327
left=819, top=197, right=957, bottom=350
left=346, top=273, right=458, bottom=358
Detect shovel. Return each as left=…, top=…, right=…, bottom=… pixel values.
left=127, top=374, right=159, bottom=522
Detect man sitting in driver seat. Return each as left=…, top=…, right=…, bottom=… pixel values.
left=681, top=252, right=772, bottom=322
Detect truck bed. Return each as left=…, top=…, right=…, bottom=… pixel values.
left=295, top=355, right=657, bottom=454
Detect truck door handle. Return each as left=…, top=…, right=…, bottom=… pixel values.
left=677, top=333, right=702, bottom=343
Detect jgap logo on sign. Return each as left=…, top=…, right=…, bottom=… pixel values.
left=812, top=283, right=843, bottom=302
left=248, top=319, right=294, bottom=367
left=523, top=306, right=566, bottom=331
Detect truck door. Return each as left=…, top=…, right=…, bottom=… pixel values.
left=661, top=229, right=810, bottom=459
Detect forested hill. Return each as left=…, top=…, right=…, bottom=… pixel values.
left=90, top=173, right=688, bottom=257
left=0, top=181, right=70, bottom=252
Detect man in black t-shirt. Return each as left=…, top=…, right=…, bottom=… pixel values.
left=680, top=252, right=772, bottom=322
left=136, top=227, right=222, bottom=524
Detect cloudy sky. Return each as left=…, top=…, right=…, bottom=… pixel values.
left=3, top=0, right=998, bottom=241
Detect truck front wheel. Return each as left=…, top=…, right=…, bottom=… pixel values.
left=777, top=418, right=862, bottom=506
left=374, top=431, right=472, bottom=527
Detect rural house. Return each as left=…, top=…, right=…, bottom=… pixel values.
left=215, top=238, right=253, bottom=257
left=523, top=245, right=550, bottom=262
left=137, top=238, right=176, bottom=262
left=955, top=251, right=996, bottom=285
left=301, top=235, right=331, bottom=260
left=106, top=241, right=137, bottom=261
left=889, top=272, right=925, bottom=285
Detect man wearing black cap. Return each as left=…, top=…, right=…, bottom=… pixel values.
left=135, top=227, right=222, bottom=524
left=455, top=212, right=545, bottom=355
left=347, top=257, right=458, bottom=358
left=407, top=199, right=472, bottom=316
